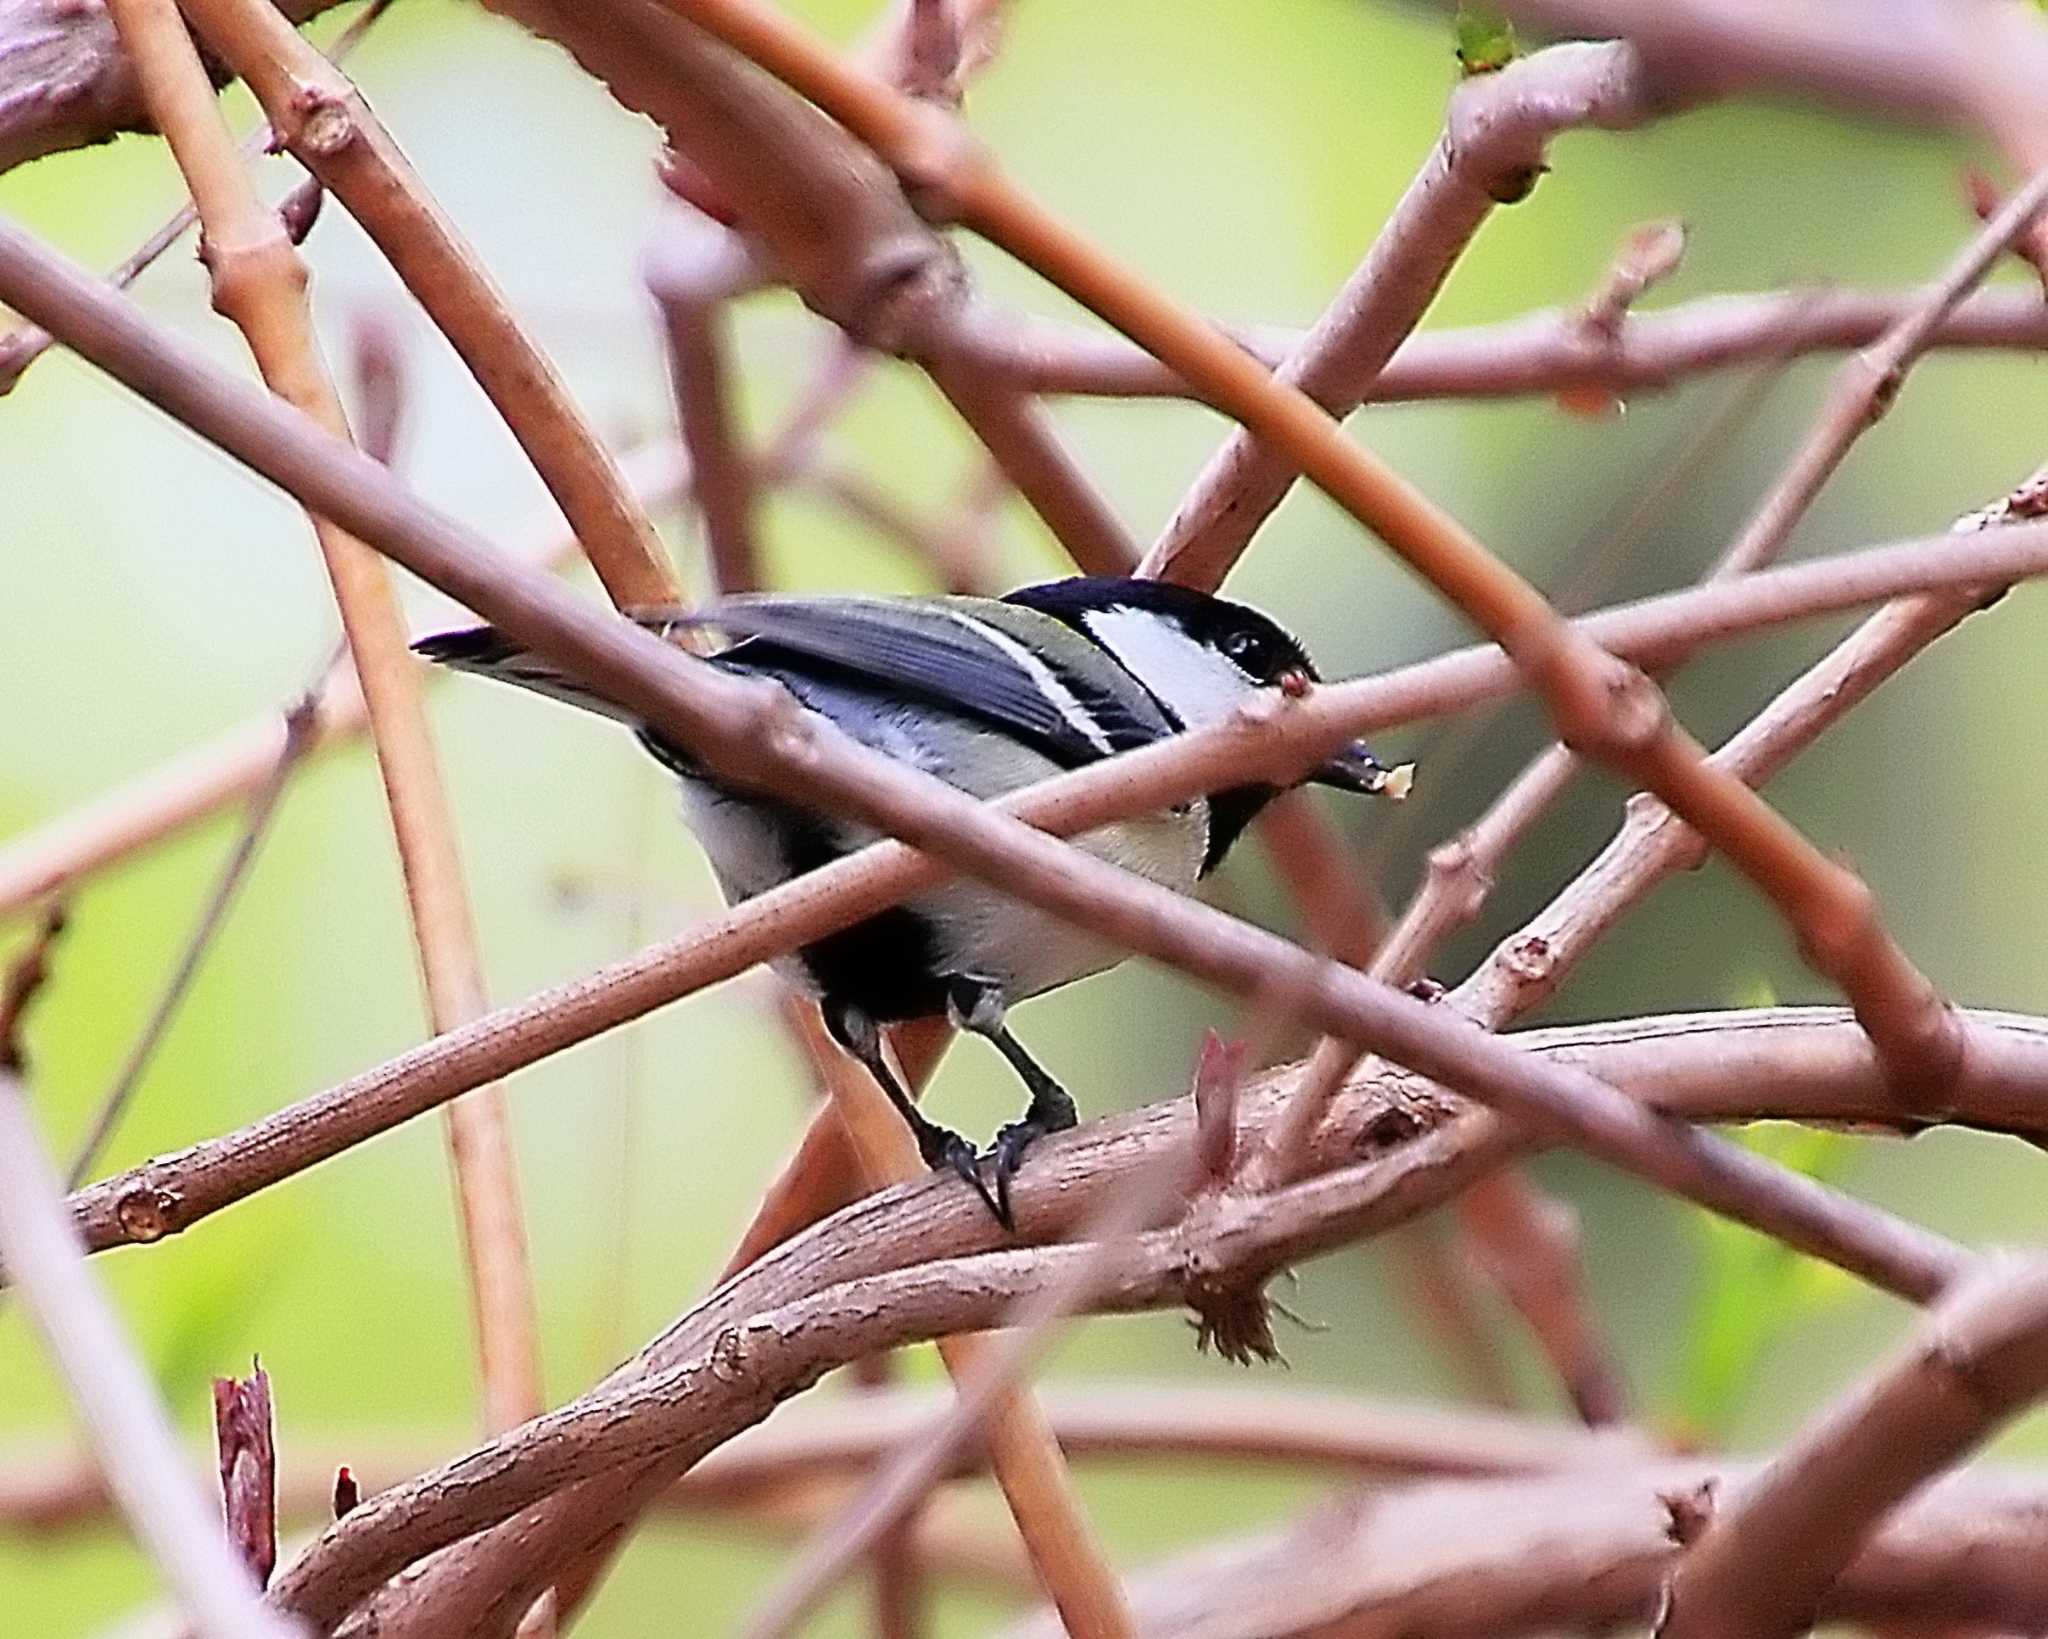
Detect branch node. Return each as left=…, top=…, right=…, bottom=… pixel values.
left=112, top=1183, right=181, bottom=1242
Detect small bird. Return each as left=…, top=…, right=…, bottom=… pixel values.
left=416, top=576, right=1404, bottom=1225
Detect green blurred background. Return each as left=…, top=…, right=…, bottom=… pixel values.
left=5, top=0, right=2048, bottom=1629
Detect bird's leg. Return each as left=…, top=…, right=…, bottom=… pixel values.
left=821, top=997, right=1001, bottom=1223
left=944, top=976, right=1078, bottom=1228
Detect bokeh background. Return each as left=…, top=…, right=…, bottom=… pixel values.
left=5, top=0, right=2048, bottom=1629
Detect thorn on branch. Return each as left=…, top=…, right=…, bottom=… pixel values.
left=1582, top=219, right=1688, bottom=339
left=1192, top=1029, right=1250, bottom=1185
left=275, top=174, right=325, bottom=248
left=332, top=1466, right=360, bottom=1519
left=1965, top=166, right=2048, bottom=296
left=212, top=1362, right=278, bottom=1588
left=1660, top=1478, right=1717, bottom=1547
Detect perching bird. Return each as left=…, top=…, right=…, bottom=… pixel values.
left=416, top=576, right=1404, bottom=1225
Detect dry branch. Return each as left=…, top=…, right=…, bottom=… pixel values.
left=0, top=1382, right=1654, bottom=1536
left=1140, top=38, right=1666, bottom=589
left=103, top=0, right=543, bottom=1437
left=0, top=0, right=344, bottom=174
left=1008, top=1457, right=2048, bottom=1639
left=950, top=285, right=2048, bottom=402
left=260, top=993, right=2048, bottom=1635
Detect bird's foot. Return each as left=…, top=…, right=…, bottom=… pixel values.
left=988, top=1118, right=1054, bottom=1232
left=918, top=1122, right=1007, bottom=1227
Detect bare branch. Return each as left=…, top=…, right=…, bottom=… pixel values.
left=1006, top=1457, right=2048, bottom=1639
left=1140, top=38, right=1668, bottom=589
left=63, top=692, right=317, bottom=1189
left=0, top=0, right=345, bottom=176
left=1661, top=1258, right=2048, bottom=1639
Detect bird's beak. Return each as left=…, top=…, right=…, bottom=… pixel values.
left=1310, top=741, right=1414, bottom=799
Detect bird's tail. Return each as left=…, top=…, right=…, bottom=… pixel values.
left=411, top=622, right=648, bottom=725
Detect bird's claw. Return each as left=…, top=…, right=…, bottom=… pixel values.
left=988, top=1118, right=1049, bottom=1232
left=920, top=1124, right=1008, bottom=1228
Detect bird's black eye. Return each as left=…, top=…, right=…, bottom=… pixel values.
left=1221, top=630, right=1264, bottom=668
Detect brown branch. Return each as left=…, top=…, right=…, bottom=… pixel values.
left=0, top=0, right=388, bottom=395
left=1714, top=166, right=2048, bottom=579
left=0, top=1382, right=1654, bottom=1536
left=0, top=0, right=348, bottom=175
left=1012, top=1457, right=2048, bottom=1639
left=258, top=986, right=2046, bottom=1639
left=1139, top=37, right=1668, bottom=590
left=102, top=0, right=543, bottom=1438
left=0, top=1066, right=295, bottom=1639
left=213, top=1366, right=279, bottom=1589
left=0, top=899, right=65, bottom=1070
left=950, top=285, right=2048, bottom=403
left=646, top=201, right=762, bottom=596
left=173, top=0, right=678, bottom=611
left=660, top=0, right=1968, bottom=1120
left=1660, top=1258, right=2048, bottom=1639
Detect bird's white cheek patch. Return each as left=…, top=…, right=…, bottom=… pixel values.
left=1080, top=606, right=1257, bottom=727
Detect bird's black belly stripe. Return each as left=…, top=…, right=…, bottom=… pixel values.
left=777, top=813, right=952, bottom=1024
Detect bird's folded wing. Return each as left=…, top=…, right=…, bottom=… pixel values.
left=699, top=594, right=1173, bottom=767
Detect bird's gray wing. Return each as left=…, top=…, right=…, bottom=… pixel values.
left=699, top=594, right=1172, bottom=767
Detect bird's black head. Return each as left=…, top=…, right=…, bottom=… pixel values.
left=1004, top=577, right=1400, bottom=868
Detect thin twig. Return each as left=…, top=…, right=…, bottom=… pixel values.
left=1139, top=38, right=1667, bottom=590
left=1012, top=1452, right=2048, bottom=1639
left=0, top=0, right=391, bottom=396
left=944, top=285, right=2048, bottom=403
left=62, top=692, right=319, bottom=1189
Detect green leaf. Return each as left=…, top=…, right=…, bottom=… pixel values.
left=1675, top=1122, right=1854, bottom=1437
left=1454, top=6, right=1519, bottom=75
